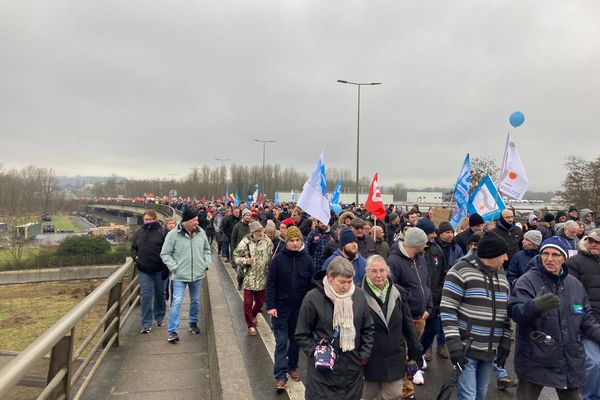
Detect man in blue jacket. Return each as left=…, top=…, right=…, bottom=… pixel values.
left=161, top=208, right=211, bottom=343
left=266, top=226, right=315, bottom=391
left=509, top=237, right=600, bottom=400
left=321, top=229, right=366, bottom=284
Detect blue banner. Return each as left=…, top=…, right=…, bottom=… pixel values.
left=450, top=154, right=470, bottom=229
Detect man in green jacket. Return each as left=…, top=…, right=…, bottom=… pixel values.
left=161, top=207, right=211, bottom=343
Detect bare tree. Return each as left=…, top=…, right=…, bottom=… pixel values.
left=470, top=157, right=499, bottom=193
left=39, top=167, right=58, bottom=214
left=559, top=155, right=600, bottom=211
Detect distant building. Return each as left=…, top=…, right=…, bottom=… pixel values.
left=15, top=222, right=42, bottom=239
left=406, top=192, right=444, bottom=204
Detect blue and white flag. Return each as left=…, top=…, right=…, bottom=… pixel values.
left=252, top=187, right=259, bottom=203
left=290, top=189, right=295, bottom=201
left=468, top=175, right=507, bottom=222
left=297, top=151, right=330, bottom=225
left=450, top=154, right=471, bottom=229
left=235, top=192, right=240, bottom=206
left=330, top=179, right=342, bottom=205
left=274, top=192, right=280, bottom=204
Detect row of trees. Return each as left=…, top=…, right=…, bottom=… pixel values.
left=0, top=164, right=62, bottom=214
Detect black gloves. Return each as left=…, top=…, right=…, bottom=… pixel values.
left=447, top=339, right=468, bottom=372
left=534, top=287, right=560, bottom=314
left=495, top=339, right=511, bottom=368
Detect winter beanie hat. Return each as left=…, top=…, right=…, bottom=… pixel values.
left=539, top=237, right=569, bottom=259
left=249, top=221, right=263, bottom=233
left=285, top=226, right=302, bottom=242
left=523, top=230, right=543, bottom=247
left=339, top=229, right=358, bottom=247
left=416, top=218, right=436, bottom=235
left=404, top=227, right=428, bottom=247
left=469, top=213, right=485, bottom=227
left=476, top=232, right=509, bottom=259
left=181, top=208, right=198, bottom=223
left=437, top=221, right=454, bottom=235
left=543, top=213, right=555, bottom=223
left=528, top=214, right=539, bottom=224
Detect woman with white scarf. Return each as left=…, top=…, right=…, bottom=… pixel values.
left=295, top=256, right=375, bottom=400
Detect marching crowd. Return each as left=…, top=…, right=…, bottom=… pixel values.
left=129, top=201, right=600, bottom=400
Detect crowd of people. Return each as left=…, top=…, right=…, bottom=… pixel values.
left=129, top=200, right=600, bottom=400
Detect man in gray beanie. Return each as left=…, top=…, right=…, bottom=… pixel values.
left=387, top=227, right=432, bottom=398
left=506, top=230, right=542, bottom=288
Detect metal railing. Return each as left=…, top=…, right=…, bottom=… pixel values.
left=86, top=201, right=177, bottom=220
left=0, top=259, right=140, bottom=400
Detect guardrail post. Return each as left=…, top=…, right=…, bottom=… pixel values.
left=47, top=329, right=73, bottom=400
left=104, top=282, right=122, bottom=348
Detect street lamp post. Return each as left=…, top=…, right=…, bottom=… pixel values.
left=337, top=80, right=381, bottom=206
left=214, top=158, right=229, bottom=201
left=252, top=139, right=276, bottom=200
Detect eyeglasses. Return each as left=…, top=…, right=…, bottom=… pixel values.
left=541, top=252, right=563, bottom=259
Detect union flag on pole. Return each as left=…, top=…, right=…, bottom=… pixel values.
left=365, top=173, right=386, bottom=221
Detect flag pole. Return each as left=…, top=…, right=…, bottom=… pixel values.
left=491, top=133, right=510, bottom=223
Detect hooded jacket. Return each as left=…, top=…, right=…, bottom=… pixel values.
left=131, top=221, right=167, bottom=274
left=423, top=240, right=447, bottom=313
left=338, top=211, right=356, bottom=226
left=580, top=208, right=597, bottom=234
left=494, top=218, right=523, bottom=263
left=506, top=248, right=539, bottom=287
left=266, top=246, right=315, bottom=315
left=509, top=257, right=600, bottom=389
left=361, top=277, right=422, bottom=383
left=232, top=233, right=274, bottom=291
left=294, top=270, right=374, bottom=400
left=567, top=238, right=600, bottom=322
left=160, top=223, right=211, bottom=282
left=321, top=249, right=366, bottom=285
left=387, top=242, right=432, bottom=319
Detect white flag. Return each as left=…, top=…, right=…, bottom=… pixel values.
left=252, top=188, right=259, bottom=203
left=297, top=151, right=330, bottom=225
left=498, top=133, right=529, bottom=200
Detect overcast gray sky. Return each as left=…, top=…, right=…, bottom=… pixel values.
left=1, top=1, right=599, bottom=191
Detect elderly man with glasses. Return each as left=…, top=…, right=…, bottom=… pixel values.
left=509, top=236, right=600, bottom=400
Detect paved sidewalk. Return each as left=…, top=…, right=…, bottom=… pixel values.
left=83, top=292, right=215, bottom=400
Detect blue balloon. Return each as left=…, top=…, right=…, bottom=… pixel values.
left=330, top=203, right=342, bottom=215
left=509, top=111, right=525, bottom=128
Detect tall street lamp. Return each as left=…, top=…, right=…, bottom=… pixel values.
left=252, top=139, right=276, bottom=199
left=215, top=158, right=229, bottom=200
left=337, top=80, right=381, bottom=206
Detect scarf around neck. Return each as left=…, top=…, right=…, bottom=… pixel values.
left=322, top=276, right=356, bottom=352
left=366, top=276, right=389, bottom=303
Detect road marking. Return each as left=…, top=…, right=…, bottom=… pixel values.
left=218, top=254, right=306, bottom=400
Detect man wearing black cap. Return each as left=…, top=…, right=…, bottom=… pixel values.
left=350, top=218, right=377, bottom=259
left=441, top=232, right=513, bottom=399
left=455, top=214, right=485, bottom=254
left=161, top=207, right=211, bottom=343
left=321, top=229, right=367, bottom=284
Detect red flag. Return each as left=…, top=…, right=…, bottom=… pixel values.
left=365, top=173, right=386, bottom=221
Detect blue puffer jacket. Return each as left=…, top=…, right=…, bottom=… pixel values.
left=321, top=249, right=366, bottom=285
left=506, top=248, right=539, bottom=287
left=266, top=247, right=315, bottom=315
left=509, top=256, right=600, bottom=389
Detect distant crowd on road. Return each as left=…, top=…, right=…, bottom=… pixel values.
left=129, top=200, right=600, bottom=400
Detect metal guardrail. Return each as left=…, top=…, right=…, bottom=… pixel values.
left=86, top=201, right=177, bottom=220
left=0, top=259, right=140, bottom=400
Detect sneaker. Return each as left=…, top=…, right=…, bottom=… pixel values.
left=497, top=376, right=517, bottom=390
left=437, top=346, right=449, bottom=358
left=189, top=323, right=201, bottom=334
left=403, top=395, right=416, bottom=400
left=421, top=356, right=428, bottom=371
left=412, top=369, right=424, bottom=385
left=167, top=332, right=179, bottom=343
left=140, top=327, right=151, bottom=334
left=248, top=327, right=257, bottom=336
left=275, top=379, right=287, bottom=391
left=288, top=370, right=301, bottom=381
left=155, top=321, right=164, bottom=327
left=423, top=349, right=432, bottom=361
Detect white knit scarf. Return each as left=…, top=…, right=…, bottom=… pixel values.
left=322, top=276, right=356, bottom=352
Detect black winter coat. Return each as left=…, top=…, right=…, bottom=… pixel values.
left=567, top=240, right=600, bottom=322
left=455, top=228, right=477, bottom=254
left=506, top=248, right=538, bottom=287
left=266, top=247, right=315, bottom=315
left=357, top=235, right=377, bottom=259
left=362, top=278, right=421, bottom=383
left=423, top=241, right=447, bottom=313
left=509, top=257, right=600, bottom=389
left=222, top=215, right=239, bottom=242
left=494, top=220, right=523, bottom=264
left=130, top=222, right=167, bottom=274
left=295, top=271, right=375, bottom=400
left=387, top=242, right=432, bottom=319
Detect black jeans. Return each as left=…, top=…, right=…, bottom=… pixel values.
left=517, top=378, right=581, bottom=400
